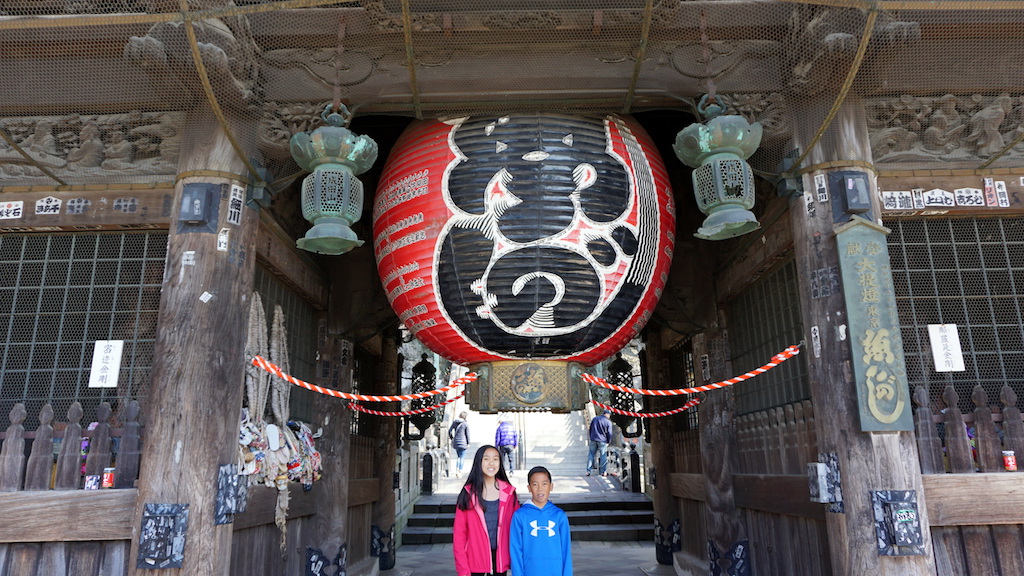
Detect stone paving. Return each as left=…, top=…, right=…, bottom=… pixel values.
left=381, top=474, right=675, bottom=576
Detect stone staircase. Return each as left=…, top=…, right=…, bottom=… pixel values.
left=402, top=478, right=654, bottom=545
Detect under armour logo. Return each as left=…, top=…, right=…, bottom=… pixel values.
left=530, top=520, right=556, bottom=537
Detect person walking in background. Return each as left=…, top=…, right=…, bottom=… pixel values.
left=453, top=445, right=520, bottom=576
left=450, top=411, right=471, bottom=474
left=586, top=409, right=613, bottom=477
left=495, top=415, right=518, bottom=475
left=509, top=466, right=573, bottom=576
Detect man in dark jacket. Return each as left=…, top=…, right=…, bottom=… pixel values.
left=495, top=415, right=518, bottom=474
left=449, top=411, right=470, bottom=474
left=586, top=409, right=613, bottom=476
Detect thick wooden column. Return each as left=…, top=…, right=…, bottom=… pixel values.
left=694, top=331, right=748, bottom=574
left=129, top=108, right=257, bottom=575
left=370, top=332, right=399, bottom=570
left=304, top=322, right=355, bottom=573
left=645, top=328, right=681, bottom=565
left=789, top=96, right=934, bottom=576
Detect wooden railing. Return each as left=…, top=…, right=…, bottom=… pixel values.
left=736, top=399, right=817, bottom=475
left=913, top=383, right=1024, bottom=475
left=0, top=400, right=141, bottom=492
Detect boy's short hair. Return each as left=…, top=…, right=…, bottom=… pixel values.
left=527, top=466, right=552, bottom=483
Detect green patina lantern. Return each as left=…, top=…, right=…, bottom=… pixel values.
left=290, top=104, right=378, bottom=255
left=674, top=96, right=763, bottom=241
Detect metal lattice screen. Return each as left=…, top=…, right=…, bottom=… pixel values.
left=726, top=259, right=809, bottom=415
left=887, top=216, right=1024, bottom=413
left=253, top=265, right=318, bottom=422
left=0, top=231, right=166, bottom=430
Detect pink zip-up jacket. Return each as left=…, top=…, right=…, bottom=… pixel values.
left=452, top=479, right=519, bottom=576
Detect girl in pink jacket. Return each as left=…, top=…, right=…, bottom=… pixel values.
left=453, top=445, right=520, bottom=576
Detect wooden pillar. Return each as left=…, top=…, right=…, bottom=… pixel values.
left=129, top=107, right=258, bottom=575
left=303, top=317, right=355, bottom=574
left=644, top=328, right=681, bottom=565
left=694, top=331, right=748, bottom=575
left=789, top=96, right=934, bottom=576
left=370, top=332, right=399, bottom=570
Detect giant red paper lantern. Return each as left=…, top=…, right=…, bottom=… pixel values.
left=373, top=114, right=674, bottom=409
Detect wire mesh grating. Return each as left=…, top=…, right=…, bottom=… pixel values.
left=0, top=231, right=165, bottom=430
left=887, top=216, right=1024, bottom=413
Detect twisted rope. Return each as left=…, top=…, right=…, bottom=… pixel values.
left=250, top=355, right=475, bottom=401
left=582, top=344, right=801, bottom=396
left=591, top=398, right=701, bottom=418
left=350, top=393, right=465, bottom=417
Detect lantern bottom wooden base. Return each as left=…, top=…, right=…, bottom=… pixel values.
left=465, top=360, right=589, bottom=414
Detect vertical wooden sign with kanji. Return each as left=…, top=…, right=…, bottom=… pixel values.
left=836, top=217, right=913, bottom=432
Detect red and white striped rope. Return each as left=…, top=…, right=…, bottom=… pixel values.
left=250, top=355, right=476, bottom=402
left=350, top=391, right=466, bottom=414
left=350, top=394, right=466, bottom=417
left=591, top=398, right=701, bottom=419
left=582, top=344, right=801, bottom=396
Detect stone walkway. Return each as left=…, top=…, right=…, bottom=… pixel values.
left=382, top=474, right=675, bottom=576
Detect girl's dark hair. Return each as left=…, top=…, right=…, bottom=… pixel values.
left=456, top=445, right=511, bottom=511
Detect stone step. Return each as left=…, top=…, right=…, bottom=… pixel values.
left=402, top=523, right=654, bottom=545
left=413, top=498, right=653, bottom=515
left=408, top=508, right=652, bottom=528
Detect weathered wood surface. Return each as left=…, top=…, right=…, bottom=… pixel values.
left=669, top=472, right=826, bottom=521
left=715, top=195, right=794, bottom=301
left=0, top=404, right=27, bottom=491
left=644, top=329, right=681, bottom=565
left=913, top=384, right=1024, bottom=475
left=695, top=331, right=747, bottom=571
left=789, top=96, right=933, bottom=576
left=256, top=214, right=328, bottom=310
left=114, top=401, right=141, bottom=489
left=231, top=484, right=320, bottom=531
left=924, top=475, right=1024, bottom=526
left=0, top=490, right=137, bottom=541
left=0, top=400, right=143, bottom=492
left=55, top=402, right=84, bottom=490
left=0, top=541, right=130, bottom=576
left=127, top=108, right=259, bottom=576
left=22, top=405, right=54, bottom=491
left=83, top=402, right=113, bottom=477
left=0, top=188, right=173, bottom=233
left=878, top=173, right=1024, bottom=218
left=371, top=332, right=399, bottom=570
left=735, top=399, right=818, bottom=475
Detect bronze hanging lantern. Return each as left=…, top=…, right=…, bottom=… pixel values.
left=674, top=96, right=763, bottom=241
left=290, top=104, right=378, bottom=255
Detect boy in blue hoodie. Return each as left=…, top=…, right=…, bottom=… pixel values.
left=510, top=466, right=573, bottom=576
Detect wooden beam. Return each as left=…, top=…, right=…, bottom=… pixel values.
left=923, top=474, right=1024, bottom=526
left=670, top=472, right=826, bottom=521
left=231, top=484, right=320, bottom=530
left=348, top=477, right=380, bottom=508
left=878, top=172, right=1024, bottom=218
left=0, top=187, right=173, bottom=232
left=0, top=490, right=137, bottom=542
left=715, top=196, right=794, bottom=300
left=256, top=212, right=328, bottom=310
